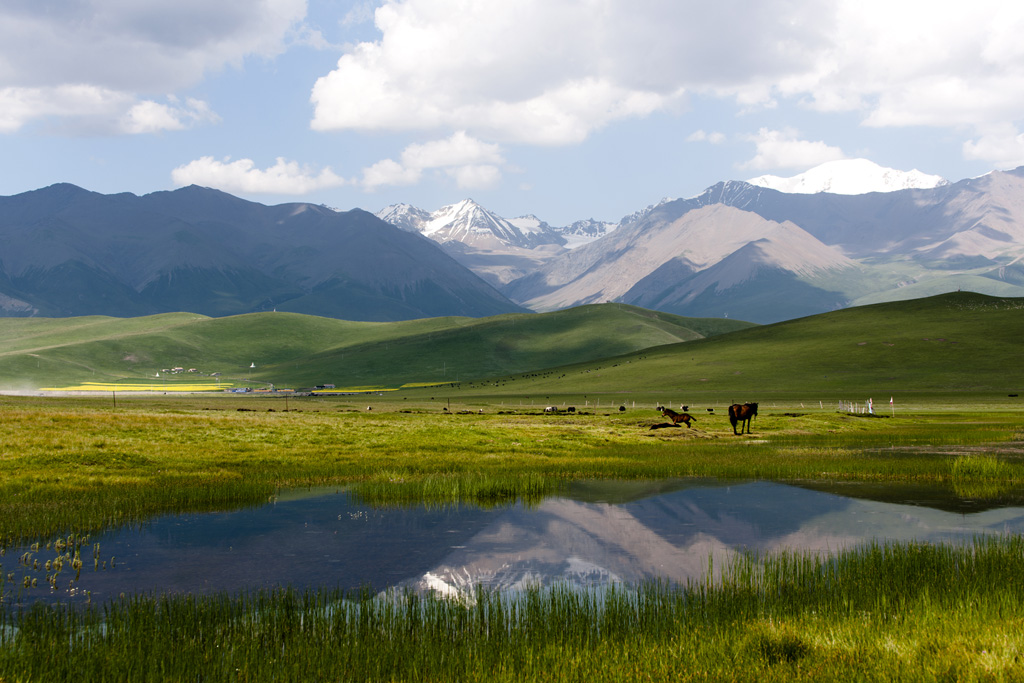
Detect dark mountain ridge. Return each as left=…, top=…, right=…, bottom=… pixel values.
left=0, top=184, right=525, bottom=320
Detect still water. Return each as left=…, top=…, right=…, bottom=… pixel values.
left=7, top=479, right=1024, bottom=606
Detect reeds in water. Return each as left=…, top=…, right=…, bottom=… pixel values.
left=350, top=471, right=562, bottom=508
left=951, top=454, right=1017, bottom=498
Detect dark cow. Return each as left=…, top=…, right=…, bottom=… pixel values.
left=728, top=402, right=758, bottom=435
left=658, top=406, right=696, bottom=428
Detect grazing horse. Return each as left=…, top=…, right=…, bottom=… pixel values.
left=658, top=406, right=696, bottom=428
left=728, top=402, right=758, bottom=435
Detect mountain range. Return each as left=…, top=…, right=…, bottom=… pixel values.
left=0, top=184, right=523, bottom=320
left=381, top=160, right=1024, bottom=323
left=4, top=159, right=1024, bottom=324
left=376, top=199, right=615, bottom=287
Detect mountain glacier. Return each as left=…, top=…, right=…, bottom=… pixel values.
left=747, top=158, right=949, bottom=195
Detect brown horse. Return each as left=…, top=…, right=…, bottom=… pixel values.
left=728, top=403, right=757, bottom=434
left=658, top=406, right=696, bottom=428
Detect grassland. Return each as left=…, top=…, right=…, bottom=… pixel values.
left=1, top=391, right=1022, bottom=545
left=447, top=291, right=1024, bottom=399
left=2, top=292, right=1020, bottom=400
left=2, top=291, right=1024, bottom=681
left=2, top=291, right=1023, bottom=547
left=0, top=303, right=752, bottom=391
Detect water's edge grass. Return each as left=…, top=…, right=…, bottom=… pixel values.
left=3, top=397, right=1024, bottom=544
left=3, top=536, right=1023, bottom=681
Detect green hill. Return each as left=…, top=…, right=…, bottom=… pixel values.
left=4, top=293, right=1020, bottom=398
left=0, top=304, right=752, bottom=390
left=450, top=292, right=1024, bottom=400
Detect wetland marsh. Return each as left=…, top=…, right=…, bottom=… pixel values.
left=3, top=392, right=1024, bottom=681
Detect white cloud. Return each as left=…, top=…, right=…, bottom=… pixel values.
left=312, top=0, right=828, bottom=144
left=795, top=1, right=1024, bottom=130
left=360, top=131, right=505, bottom=190
left=687, top=130, right=726, bottom=144
left=121, top=98, right=221, bottom=134
left=400, top=132, right=504, bottom=170
left=341, top=1, right=381, bottom=27
left=0, top=87, right=220, bottom=134
left=963, top=124, right=1024, bottom=169
left=0, top=85, right=131, bottom=133
left=0, top=0, right=307, bottom=132
left=171, top=156, right=348, bottom=194
left=309, top=0, right=1024, bottom=152
left=447, top=165, right=502, bottom=191
left=740, top=128, right=846, bottom=171
left=361, top=158, right=422, bottom=188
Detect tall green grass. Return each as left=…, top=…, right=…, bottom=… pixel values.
left=3, top=536, right=1024, bottom=681
left=951, top=454, right=1016, bottom=499
left=3, top=398, right=1023, bottom=545
left=350, top=471, right=563, bottom=507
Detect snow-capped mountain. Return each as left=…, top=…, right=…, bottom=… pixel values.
left=375, top=200, right=616, bottom=287
left=367, top=160, right=1024, bottom=323
left=375, top=203, right=432, bottom=233
left=559, top=218, right=618, bottom=249
left=503, top=165, right=1024, bottom=323
left=377, top=200, right=618, bottom=251
left=506, top=213, right=554, bottom=236
left=377, top=199, right=564, bottom=250
left=747, top=158, right=949, bottom=195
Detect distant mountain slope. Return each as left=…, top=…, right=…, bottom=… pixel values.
left=0, top=184, right=524, bottom=321
left=692, top=167, right=1024, bottom=261
left=504, top=166, right=1024, bottom=323
left=506, top=204, right=862, bottom=322
left=0, top=303, right=755, bottom=390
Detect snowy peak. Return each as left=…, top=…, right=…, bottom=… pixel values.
left=378, top=199, right=571, bottom=250
left=377, top=199, right=519, bottom=246
left=422, top=198, right=522, bottom=243
left=508, top=214, right=555, bottom=235
left=375, top=203, right=432, bottom=233
left=558, top=218, right=618, bottom=249
left=747, top=158, right=949, bottom=195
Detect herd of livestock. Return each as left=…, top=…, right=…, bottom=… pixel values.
left=540, top=401, right=760, bottom=435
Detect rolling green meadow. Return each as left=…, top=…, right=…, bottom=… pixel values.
left=0, top=303, right=754, bottom=392
left=3, top=291, right=1024, bottom=681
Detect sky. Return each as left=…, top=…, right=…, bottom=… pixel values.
left=2, top=0, right=1024, bottom=226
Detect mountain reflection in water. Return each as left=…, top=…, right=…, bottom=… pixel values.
left=9, top=480, right=1024, bottom=606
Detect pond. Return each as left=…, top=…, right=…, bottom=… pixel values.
left=6, top=479, right=1024, bottom=607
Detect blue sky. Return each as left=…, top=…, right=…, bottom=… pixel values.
left=2, top=0, right=1023, bottom=226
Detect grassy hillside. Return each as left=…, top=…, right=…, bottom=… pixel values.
left=3, top=292, right=1020, bottom=399
left=439, top=292, right=1024, bottom=401
left=0, top=304, right=751, bottom=390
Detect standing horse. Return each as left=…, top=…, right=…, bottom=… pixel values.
left=658, top=406, right=696, bottom=428
left=728, top=402, right=758, bottom=435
